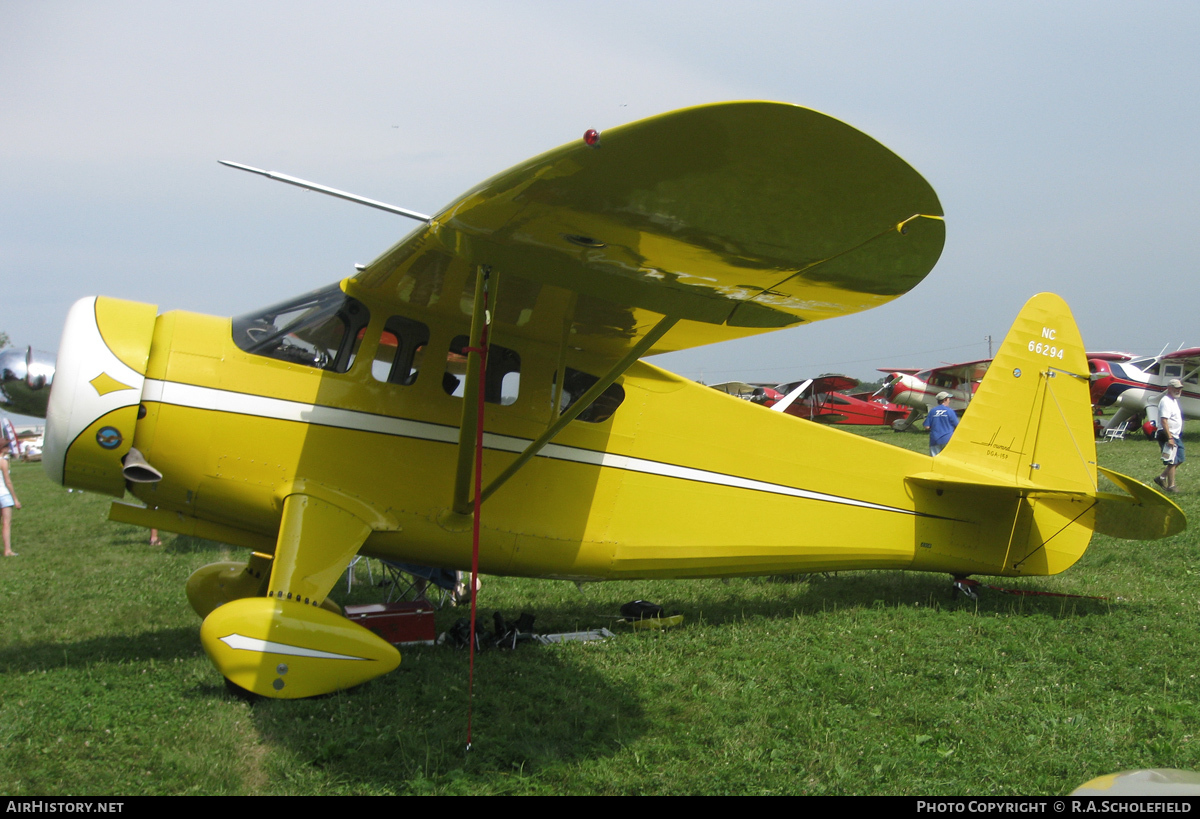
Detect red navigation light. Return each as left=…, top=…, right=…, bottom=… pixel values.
left=583, top=129, right=601, bottom=147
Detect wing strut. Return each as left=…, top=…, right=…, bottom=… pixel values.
left=477, top=314, right=680, bottom=506
left=452, top=266, right=497, bottom=516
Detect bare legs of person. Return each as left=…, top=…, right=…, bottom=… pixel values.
left=2, top=507, right=14, bottom=556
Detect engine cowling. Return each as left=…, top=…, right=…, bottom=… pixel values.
left=43, top=296, right=158, bottom=496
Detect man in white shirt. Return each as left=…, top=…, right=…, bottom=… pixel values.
left=1154, top=378, right=1185, bottom=493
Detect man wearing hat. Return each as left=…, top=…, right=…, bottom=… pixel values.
left=923, top=391, right=959, bottom=456
left=1154, top=378, right=1185, bottom=493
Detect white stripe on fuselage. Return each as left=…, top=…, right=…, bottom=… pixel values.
left=143, top=379, right=925, bottom=517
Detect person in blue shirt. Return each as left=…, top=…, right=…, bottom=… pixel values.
left=923, top=391, right=959, bottom=456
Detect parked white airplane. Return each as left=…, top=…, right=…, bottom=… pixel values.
left=876, top=359, right=990, bottom=430
left=1090, top=347, right=1200, bottom=434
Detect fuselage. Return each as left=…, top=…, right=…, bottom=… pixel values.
left=785, top=391, right=909, bottom=426
left=883, top=371, right=976, bottom=413
left=43, top=281, right=1056, bottom=583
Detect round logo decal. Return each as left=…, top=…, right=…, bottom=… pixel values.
left=1013, top=368, right=1022, bottom=378
left=96, top=426, right=123, bottom=450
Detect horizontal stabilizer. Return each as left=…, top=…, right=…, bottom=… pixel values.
left=907, top=470, right=1085, bottom=496
left=1094, top=466, right=1186, bottom=540
left=907, top=466, right=1186, bottom=541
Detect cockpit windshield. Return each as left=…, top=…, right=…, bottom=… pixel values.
left=232, top=284, right=370, bottom=373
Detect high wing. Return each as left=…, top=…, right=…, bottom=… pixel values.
left=709, top=381, right=770, bottom=397
left=807, top=374, right=859, bottom=394
left=923, top=359, right=991, bottom=383
left=1160, top=348, right=1200, bottom=371
left=1086, top=350, right=1136, bottom=362
left=350, top=102, right=944, bottom=360
left=777, top=375, right=859, bottom=397
left=716, top=375, right=858, bottom=401
left=877, top=360, right=991, bottom=382
left=1162, top=347, right=1200, bottom=359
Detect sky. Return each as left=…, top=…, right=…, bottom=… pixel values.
left=3, top=1, right=1199, bottom=427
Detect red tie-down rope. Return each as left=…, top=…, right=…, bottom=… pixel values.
left=463, top=276, right=490, bottom=753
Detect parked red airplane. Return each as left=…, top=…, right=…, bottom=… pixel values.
left=710, top=375, right=908, bottom=425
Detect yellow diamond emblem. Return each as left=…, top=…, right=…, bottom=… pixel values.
left=89, top=372, right=133, bottom=397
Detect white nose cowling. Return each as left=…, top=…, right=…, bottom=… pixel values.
left=44, top=296, right=159, bottom=496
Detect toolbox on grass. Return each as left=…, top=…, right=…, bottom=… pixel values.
left=344, top=601, right=436, bottom=646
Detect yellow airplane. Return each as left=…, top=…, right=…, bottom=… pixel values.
left=41, top=102, right=1184, bottom=699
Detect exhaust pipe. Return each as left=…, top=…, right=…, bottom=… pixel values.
left=122, top=448, right=163, bottom=483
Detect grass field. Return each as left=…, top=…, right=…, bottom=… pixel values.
left=1, top=423, right=1196, bottom=795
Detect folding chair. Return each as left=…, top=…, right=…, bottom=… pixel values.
left=345, top=554, right=375, bottom=592
left=377, top=560, right=464, bottom=608
left=1100, top=420, right=1129, bottom=443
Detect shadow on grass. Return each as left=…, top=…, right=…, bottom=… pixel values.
left=216, top=572, right=1121, bottom=793
left=101, top=530, right=230, bottom=557
left=0, top=626, right=201, bottom=672
left=733, top=571, right=1121, bottom=620
left=228, top=642, right=646, bottom=793
left=3, top=608, right=648, bottom=793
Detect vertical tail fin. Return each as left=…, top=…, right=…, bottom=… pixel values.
left=939, top=292, right=1096, bottom=493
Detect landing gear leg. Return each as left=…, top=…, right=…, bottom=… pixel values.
left=199, top=493, right=400, bottom=699
left=893, top=407, right=923, bottom=432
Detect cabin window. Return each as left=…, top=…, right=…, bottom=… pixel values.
left=1162, top=363, right=1200, bottom=386
left=233, top=284, right=370, bottom=373
left=554, top=367, right=625, bottom=423
left=444, top=336, right=520, bottom=406
left=371, top=316, right=430, bottom=386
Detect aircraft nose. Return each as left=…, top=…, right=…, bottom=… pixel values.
left=43, top=296, right=158, bottom=495
left=1087, top=360, right=1114, bottom=405
left=884, top=373, right=902, bottom=400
